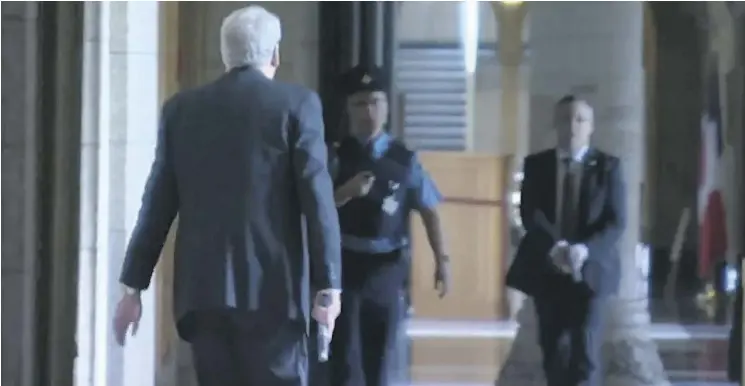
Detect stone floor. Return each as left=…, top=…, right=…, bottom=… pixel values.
left=404, top=319, right=736, bottom=386
left=408, top=383, right=737, bottom=386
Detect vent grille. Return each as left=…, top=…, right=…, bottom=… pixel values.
left=397, top=46, right=467, bottom=151
left=396, top=44, right=496, bottom=151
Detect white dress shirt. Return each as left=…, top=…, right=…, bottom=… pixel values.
left=551, top=146, right=589, bottom=274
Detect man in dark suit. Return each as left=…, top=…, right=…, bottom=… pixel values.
left=112, top=6, right=342, bottom=386
left=506, top=95, right=626, bottom=386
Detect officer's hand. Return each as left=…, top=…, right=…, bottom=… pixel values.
left=434, top=256, right=451, bottom=298
left=344, top=171, right=375, bottom=197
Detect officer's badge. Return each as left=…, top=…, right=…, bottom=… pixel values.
left=382, top=195, right=399, bottom=215
left=361, top=74, right=372, bottom=84
left=388, top=181, right=400, bottom=191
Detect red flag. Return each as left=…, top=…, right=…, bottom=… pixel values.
left=697, top=114, right=728, bottom=279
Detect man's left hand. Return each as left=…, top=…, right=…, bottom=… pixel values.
left=434, top=256, right=451, bottom=298
left=113, top=290, right=143, bottom=346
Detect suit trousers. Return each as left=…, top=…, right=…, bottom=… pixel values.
left=535, top=280, right=606, bottom=386
left=330, top=249, right=407, bottom=386
left=184, top=309, right=308, bottom=386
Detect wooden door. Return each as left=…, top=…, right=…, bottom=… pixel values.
left=410, top=152, right=507, bottom=320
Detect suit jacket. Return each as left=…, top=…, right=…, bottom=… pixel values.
left=119, top=67, right=342, bottom=336
left=506, top=148, right=626, bottom=298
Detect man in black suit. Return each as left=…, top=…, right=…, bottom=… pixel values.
left=506, top=95, right=626, bottom=386
left=112, top=6, right=342, bottom=386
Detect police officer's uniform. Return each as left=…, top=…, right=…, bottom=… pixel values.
left=329, top=66, right=442, bottom=386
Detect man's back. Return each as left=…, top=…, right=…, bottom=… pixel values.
left=172, top=68, right=305, bottom=318
left=121, top=67, right=341, bottom=335
left=116, top=7, right=341, bottom=385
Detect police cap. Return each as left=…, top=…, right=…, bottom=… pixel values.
left=340, top=65, right=387, bottom=96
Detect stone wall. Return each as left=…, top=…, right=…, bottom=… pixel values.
left=398, top=2, right=508, bottom=155
left=648, top=7, right=703, bottom=251
left=1, top=3, right=40, bottom=385
left=75, top=3, right=161, bottom=386
left=706, top=4, right=745, bottom=262
left=398, top=1, right=497, bottom=44
left=646, top=3, right=745, bottom=268
left=196, top=1, right=321, bottom=89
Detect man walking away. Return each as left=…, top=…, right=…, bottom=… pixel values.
left=112, top=6, right=342, bottom=386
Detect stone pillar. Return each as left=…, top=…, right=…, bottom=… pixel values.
left=318, top=1, right=397, bottom=141
left=77, top=2, right=161, bottom=386
left=4, top=3, right=86, bottom=385
left=528, top=3, right=668, bottom=385
left=493, top=2, right=530, bottom=321
left=648, top=5, right=703, bottom=270
left=1, top=3, right=41, bottom=386
left=318, top=2, right=361, bottom=142
left=495, top=3, right=529, bottom=161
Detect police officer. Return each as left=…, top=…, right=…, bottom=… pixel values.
left=329, top=65, right=452, bottom=386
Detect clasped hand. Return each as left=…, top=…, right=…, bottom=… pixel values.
left=550, top=242, right=585, bottom=276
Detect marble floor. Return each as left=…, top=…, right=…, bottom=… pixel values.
left=408, top=383, right=738, bottom=386
left=402, top=319, right=737, bottom=386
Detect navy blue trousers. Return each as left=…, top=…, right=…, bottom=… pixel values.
left=186, top=310, right=308, bottom=386
left=535, top=284, right=607, bottom=386
left=329, top=249, right=407, bottom=386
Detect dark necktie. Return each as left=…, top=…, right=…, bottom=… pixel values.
left=560, top=158, right=578, bottom=240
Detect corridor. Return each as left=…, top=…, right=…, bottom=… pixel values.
left=1, top=1, right=744, bottom=386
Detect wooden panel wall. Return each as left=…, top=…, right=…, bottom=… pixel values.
left=410, top=152, right=507, bottom=320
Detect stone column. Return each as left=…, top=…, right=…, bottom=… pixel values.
left=77, top=2, right=162, bottom=386
left=528, top=3, right=668, bottom=385
left=493, top=2, right=530, bottom=321
left=318, top=2, right=358, bottom=142
left=318, top=2, right=396, bottom=141
left=1, top=3, right=41, bottom=385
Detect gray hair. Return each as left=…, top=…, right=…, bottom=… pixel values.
left=220, top=6, right=282, bottom=70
